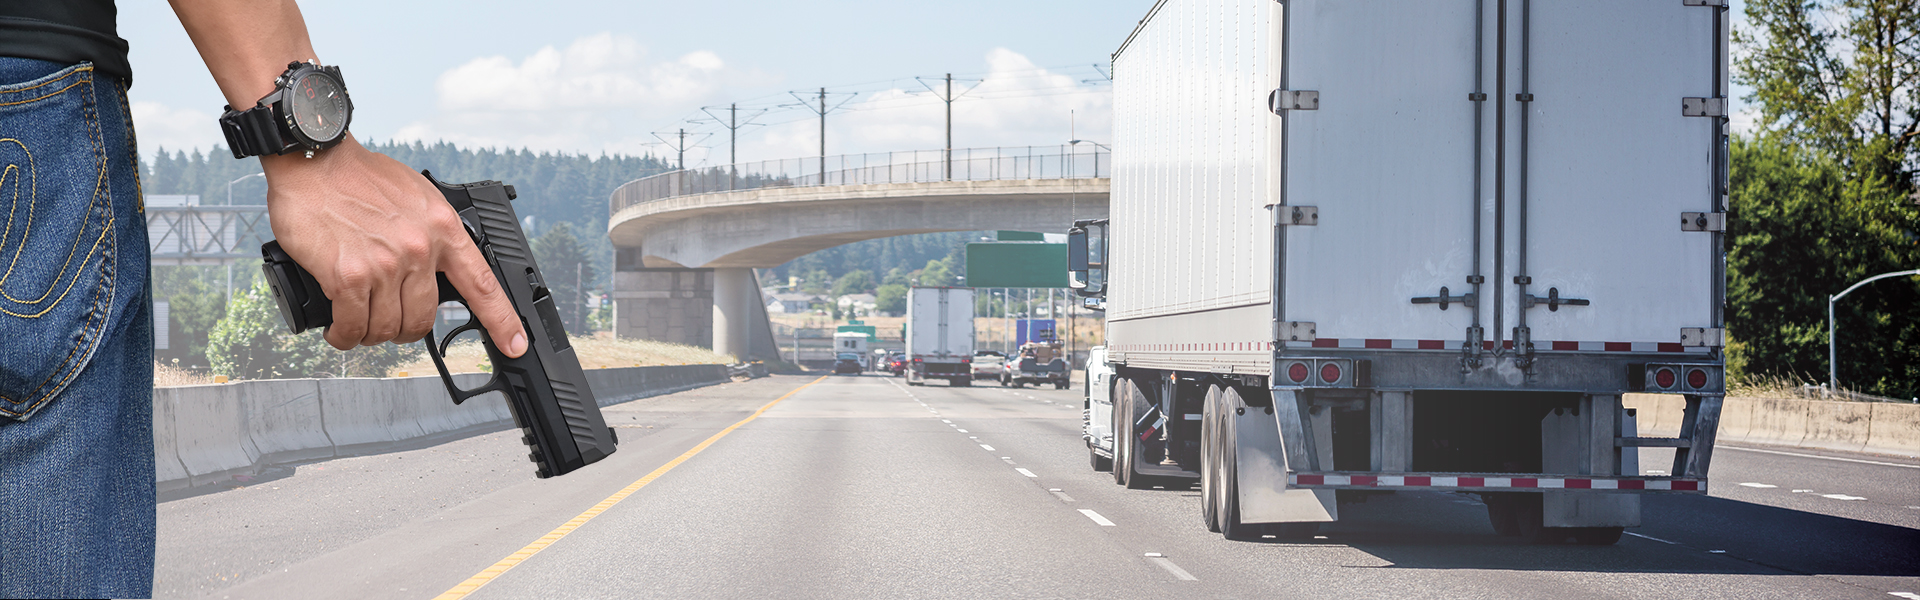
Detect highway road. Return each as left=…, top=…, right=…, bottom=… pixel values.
left=157, top=374, right=1920, bottom=599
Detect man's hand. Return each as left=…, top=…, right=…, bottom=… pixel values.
left=260, top=136, right=527, bottom=356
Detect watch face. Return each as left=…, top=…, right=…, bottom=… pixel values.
left=288, top=72, right=348, bottom=143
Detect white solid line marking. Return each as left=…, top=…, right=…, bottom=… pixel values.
left=1722, top=445, right=1920, bottom=470
left=1821, top=494, right=1867, bottom=501
left=1625, top=532, right=1678, bottom=545
left=1016, top=468, right=1037, bottom=478
left=1738, top=482, right=1778, bottom=488
left=1888, top=592, right=1920, bottom=600
left=1145, top=555, right=1198, bottom=581
left=1079, top=509, right=1116, bottom=526
left=980, top=444, right=995, bottom=451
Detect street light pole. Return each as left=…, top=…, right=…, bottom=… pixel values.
left=224, top=172, right=264, bottom=301
left=1828, top=268, right=1920, bottom=391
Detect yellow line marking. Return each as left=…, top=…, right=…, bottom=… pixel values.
left=432, top=375, right=827, bottom=600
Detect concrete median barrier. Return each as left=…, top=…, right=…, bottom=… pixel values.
left=1800, top=400, right=1873, bottom=453
left=1718, top=396, right=1755, bottom=441
left=1866, top=402, right=1920, bottom=457
left=169, top=383, right=262, bottom=487
left=239, top=379, right=332, bottom=464
left=150, top=386, right=193, bottom=494
left=1744, top=397, right=1811, bottom=447
left=155, top=364, right=733, bottom=491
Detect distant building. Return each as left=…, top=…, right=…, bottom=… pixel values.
left=837, top=293, right=878, bottom=315
left=766, top=293, right=820, bottom=314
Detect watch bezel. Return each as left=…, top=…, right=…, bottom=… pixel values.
left=266, top=62, right=353, bottom=152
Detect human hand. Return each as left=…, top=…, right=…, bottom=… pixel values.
left=261, top=135, right=527, bottom=357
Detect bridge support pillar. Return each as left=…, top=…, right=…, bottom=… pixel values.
left=712, top=268, right=757, bottom=362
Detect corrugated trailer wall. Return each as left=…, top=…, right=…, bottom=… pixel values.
left=1110, top=0, right=1274, bottom=323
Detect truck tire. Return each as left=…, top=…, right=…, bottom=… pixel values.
left=1571, top=527, right=1626, bottom=545
left=1113, top=378, right=1145, bottom=488
left=955, top=377, right=972, bottom=387
left=1012, top=380, right=1026, bottom=389
left=1484, top=494, right=1521, bottom=537
left=1201, top=385, right=1224, bottom=533
left=1055, top=381, right=1069, bottom=390
left=1211, top=385, right=1315, bottom=541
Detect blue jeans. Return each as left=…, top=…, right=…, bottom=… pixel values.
left=0, top=58, right=155, bottom=599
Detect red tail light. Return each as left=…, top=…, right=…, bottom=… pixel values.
left=1287, top=362, right=1309, bottom=383
left=1654, top=367, right=1676, bottom=389
left=1687, top=368, right=1708, bottom=389
left=1319, top=363, right=1342, bottom=384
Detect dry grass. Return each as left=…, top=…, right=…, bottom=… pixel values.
left=395, top=331, right=733, bottom=375
left=154, top=362, right=218, bottom=387
left=1727, top=373, right=1906, bottom=403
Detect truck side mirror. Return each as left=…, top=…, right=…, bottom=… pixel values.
left=1067, top=220, right=1107, bottom=298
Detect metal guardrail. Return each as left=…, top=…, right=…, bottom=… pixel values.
left=610, top=145, right=1109, bottom=217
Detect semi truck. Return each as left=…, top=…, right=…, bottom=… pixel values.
left=1069, top=0, right=1729, bottom=544
left=905, top=287, right=975, bottom=386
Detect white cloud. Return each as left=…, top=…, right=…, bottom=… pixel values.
left=393, top=33, right=764, bottom=154
left=131, top=102, right=225, bottom=161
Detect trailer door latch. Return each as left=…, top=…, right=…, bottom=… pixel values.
left=1522, top=287, right=1590, bottom=312
left=1681, top=212, right=1726, bottom=232
left=1411, top=286, right=1476, bottom=310
left=1269, top=89, right=1319, bottom=113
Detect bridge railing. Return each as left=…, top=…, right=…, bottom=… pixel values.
left=611, top=145, right=1108, bottom=216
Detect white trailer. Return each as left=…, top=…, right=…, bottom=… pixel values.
left=1070, top=0, right=1729, bottom=544
left=905, top=287, right=976, bottom=386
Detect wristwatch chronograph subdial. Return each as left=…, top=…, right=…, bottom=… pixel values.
left=288, top=72, right=348, bottom=143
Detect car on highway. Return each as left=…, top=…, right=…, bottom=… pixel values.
left=884, top=352, right=907, bottom=376
left=970, top=354, right=1007, bottom=380
left=832, top=353, right=863, bottom=375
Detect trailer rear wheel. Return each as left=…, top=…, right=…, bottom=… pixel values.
left=1484, top=494, right=1521, bottom=537
left=1570, top=527, right=1625, bottom=545
left=1201, top=385, right=1224, bottom=533
left=1213, top=386, right=1287, bottom=541
left=955, top=377, right=972, bottom=387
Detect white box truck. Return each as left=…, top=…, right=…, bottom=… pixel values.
left=905, top=287, right=975, bottom=386
left=1069, top=0, right=1729, bottom=544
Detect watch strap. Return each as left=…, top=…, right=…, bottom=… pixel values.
left=220, top=104, right=287, bottom=159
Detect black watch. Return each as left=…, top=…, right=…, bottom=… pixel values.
left=219, top=60, right=353, bottom=159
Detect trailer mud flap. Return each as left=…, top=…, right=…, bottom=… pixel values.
left=1237, top=390, right=1336, bottom=524
left=1540, top=395, right=1640, bottom=527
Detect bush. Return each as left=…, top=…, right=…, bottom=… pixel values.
left=206, top=281, right=422, bottom=380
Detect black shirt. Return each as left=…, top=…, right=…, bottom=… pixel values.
left=0, top=1, right=132, bottom=85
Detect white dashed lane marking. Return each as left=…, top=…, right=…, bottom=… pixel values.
left=1049, top=488, right=1075, bottom=502
left=1079, top=509, right=1116, bottom=526
left=980, top=444, right=996, bottom=451
left=1887, top=592, right=1920, bottom=600
left=1145, top=553, right=1198, bottom=581
left=1738, top=482, right=1777, bottom=488
left=1822, top=494, right=1867, bottom=501
left=1016, top=468, right=1037, bottom=478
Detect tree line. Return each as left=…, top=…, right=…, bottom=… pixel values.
left=1731, top=0, right=1920, bottom=399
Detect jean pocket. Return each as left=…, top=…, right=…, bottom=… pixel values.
left=0, top=62, right=119, bottom=421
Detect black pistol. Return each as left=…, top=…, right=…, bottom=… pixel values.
left=259, top=171, right=617, bottom=478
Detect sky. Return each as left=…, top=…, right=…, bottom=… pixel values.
left=121, top=1, right=1752, bottom=167
left=121, top=0, right=1157, bottom=166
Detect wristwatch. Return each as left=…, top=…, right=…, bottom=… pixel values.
left=219, top=60, right=353, bottom=159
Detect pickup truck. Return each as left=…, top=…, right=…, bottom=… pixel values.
left=1004, top=355, right=1069, bottom=389
left=971, top=354, right=1008, bottom=380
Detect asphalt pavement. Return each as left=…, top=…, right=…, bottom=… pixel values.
left=157, top=373, right=1920, bottom=599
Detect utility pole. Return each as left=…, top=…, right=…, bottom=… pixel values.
left=652, top=129, right=701, bottom=171
left=1828, top=269, right=1920, bottom=392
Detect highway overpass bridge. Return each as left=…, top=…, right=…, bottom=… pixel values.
left=606, top=146, right=1110, bottom=360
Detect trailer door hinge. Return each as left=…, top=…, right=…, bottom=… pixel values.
left=1680, top=327, right=1726, bottom=348
left=1682, top=97, right=1727, bottom=117
left=1269, top=89, right=1319, bottom=113
left=1280, top=205, right=1318, bottom=226
left=1682, top=0, right=1728, bottom=6
left=1681, top=212, right=1726, bottom=232
left=1285, top=321, right=1317, bottom=343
